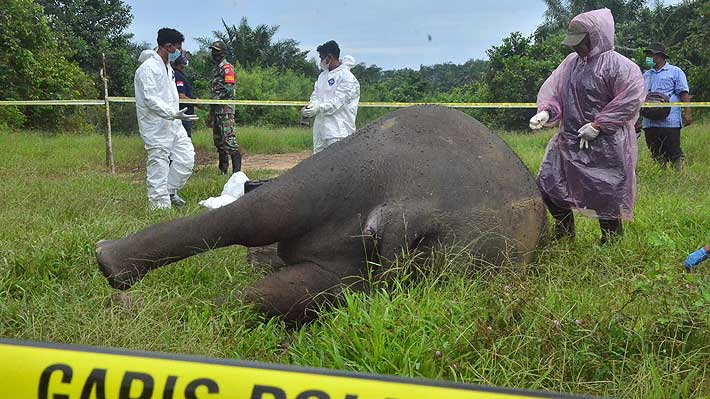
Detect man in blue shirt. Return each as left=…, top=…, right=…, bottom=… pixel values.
left=642, top=42, right=693, bottom=171
left=171, top=53, right=195, bottom=138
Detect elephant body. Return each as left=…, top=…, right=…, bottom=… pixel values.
left=96, top=105, right=546, bottom=321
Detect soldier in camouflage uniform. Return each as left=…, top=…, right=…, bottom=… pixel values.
left=208, top=40, right=241, bottom=174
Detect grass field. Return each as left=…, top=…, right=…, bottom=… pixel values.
left=1, top=121, right=709, bottom=398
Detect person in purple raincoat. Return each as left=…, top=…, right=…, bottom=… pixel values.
left=528, top=8, right=645, bottom=244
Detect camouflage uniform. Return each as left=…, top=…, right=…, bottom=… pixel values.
left=209, top=43, right=241, bottom=174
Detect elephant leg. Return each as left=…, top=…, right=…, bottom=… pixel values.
left=242, top=262, right=362, bottom=322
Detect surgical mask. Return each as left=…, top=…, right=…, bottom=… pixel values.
left=319, top=59, right=329, bottom=71
left=168, top=49, right=181, bottom=63
left=645, top=57, right=655, bottom=68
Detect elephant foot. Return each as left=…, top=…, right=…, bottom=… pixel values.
left=242, top=262, right=351, bottom=322
left=96, top=240, right=147, bottom=290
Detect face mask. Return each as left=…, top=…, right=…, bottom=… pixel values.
left=319, top=59, right=329, bottom=71
left=645, top=57, right=655, bottom=68
left=168, top=48, right=181, bottom=63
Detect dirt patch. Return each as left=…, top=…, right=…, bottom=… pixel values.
left=244, top=151, right=311, bottom=171
left=119, top=148, right=311, bottom=179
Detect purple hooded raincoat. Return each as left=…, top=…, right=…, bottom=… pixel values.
left=536, top=8, right=645, bottom=220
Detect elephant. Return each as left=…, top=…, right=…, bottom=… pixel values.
left=96, top=105, right=546, bottom=321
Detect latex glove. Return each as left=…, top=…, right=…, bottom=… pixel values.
left=529, top=111, right=550, bottom=130
left=172, top=108, right=199, bottom=121
left=684, top=247, right=708, bottom=272
left=301, top=103, right=320, bottom=118
left=577, top=122, right=600, bottom=150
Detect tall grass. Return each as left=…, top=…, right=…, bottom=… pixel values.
left=0, top=121, right=709, bottom=398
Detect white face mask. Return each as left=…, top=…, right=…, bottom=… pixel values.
left=319, top=59, right=329, bottom=71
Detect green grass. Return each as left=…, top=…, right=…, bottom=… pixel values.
left=1, top=121, right=710, bottom=398
left=147, top=125, right=311, bottom=155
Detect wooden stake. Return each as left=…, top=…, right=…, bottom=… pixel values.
left=101, top=53, right=115, bottom=174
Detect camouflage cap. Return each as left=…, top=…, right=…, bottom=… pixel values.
left=208, top=40, right=227, bottom=52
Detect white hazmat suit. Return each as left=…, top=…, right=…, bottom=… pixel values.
left=135, top=50, right=195, bottom=210
left=308, top=55, right=360, bottom=153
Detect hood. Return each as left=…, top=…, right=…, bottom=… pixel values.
left=340, top=55, right=356, bottom=69
left=138, top=49, right=156, bottom=63
left=570, top=8, right=615, bottom=58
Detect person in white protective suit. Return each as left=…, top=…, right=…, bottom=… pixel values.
left=134, top=28, right=198, bottom=210
left=302, top=40, right=360, bottom=153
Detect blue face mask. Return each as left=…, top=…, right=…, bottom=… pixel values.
left=645, top=57, right=655, bottom=68
left=168, top=49, right=181, bottom=63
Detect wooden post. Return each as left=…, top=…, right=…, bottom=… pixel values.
left=101, top=53, right=116, bottom=174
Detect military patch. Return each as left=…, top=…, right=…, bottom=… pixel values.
left=224, top=64, right=235, bottom=84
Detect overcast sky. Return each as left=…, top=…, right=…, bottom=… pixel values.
left=124, top=0, right=678, bottom=70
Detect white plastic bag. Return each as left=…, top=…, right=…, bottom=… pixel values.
left=199, top=171, right=250, bottom=209
left=222, top=171, right=249, bottom=197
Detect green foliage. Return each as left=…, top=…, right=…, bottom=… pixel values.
left=198, top=18, right=317, bottom=77
left=0, top=0, right=97, bottom=130
left=536, top=0, right=647, bottom=40
left=185, top=48, right=314, bottom=127
left=478, top=32, right=569, bottom=130
left=36, top=0, right=139, bottom=96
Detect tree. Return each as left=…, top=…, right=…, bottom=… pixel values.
left=478, top=32, right=569, bottom=130
left=535, top=0, right=646, bottom=40
left=199, top=18, right=315, bottom=77
left=0, top=0, right=96, bottom=130
left=36, top=0, right=138, bottom=96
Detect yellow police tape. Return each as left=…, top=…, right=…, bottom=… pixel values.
left=0, top=97, right=709, bottom=108
left=0, top=99, right=107, bottom=106
left=0, top=339, right=593, bottom=399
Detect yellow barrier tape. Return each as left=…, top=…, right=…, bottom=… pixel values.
left=1, top=97, right=709, bottom=108
left=0, top=99, right=106, bottom=106
left=0, top=339, right=593, bottom=399
left=107, top=97, right=710, bottom=108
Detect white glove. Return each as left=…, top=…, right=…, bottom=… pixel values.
left=301, top=103, right=320, bottom=118
left=577, top=122, right=600, bottom=150
left=529, top=111, right=550, bottom=130
left=172, top=107, right=199, bottom=121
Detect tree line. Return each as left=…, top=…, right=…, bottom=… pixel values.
left=0, top=0, right=707, bottom=132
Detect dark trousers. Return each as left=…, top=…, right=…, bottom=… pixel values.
left=644, top=127, right=683, bottom=164
left=541, top=192, right=622, bottom=242
left=182, top=121, right=193, bottom=138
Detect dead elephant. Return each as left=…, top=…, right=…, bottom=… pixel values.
left=96, top=105, right=546, bottom=321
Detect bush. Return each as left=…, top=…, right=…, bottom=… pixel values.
left=0, top=0, right=97, bottom=131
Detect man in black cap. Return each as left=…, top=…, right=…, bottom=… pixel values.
left=642, top=42, right=692, bottom=171
left=207, top=40, right=241, bottom=174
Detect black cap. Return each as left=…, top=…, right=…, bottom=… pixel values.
left=644, top=42, right=668, bottom=58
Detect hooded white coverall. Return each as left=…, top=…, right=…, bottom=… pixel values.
left=135, top=50, right=195, bottom=209
left=309, top=55, right=360, bottom=153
